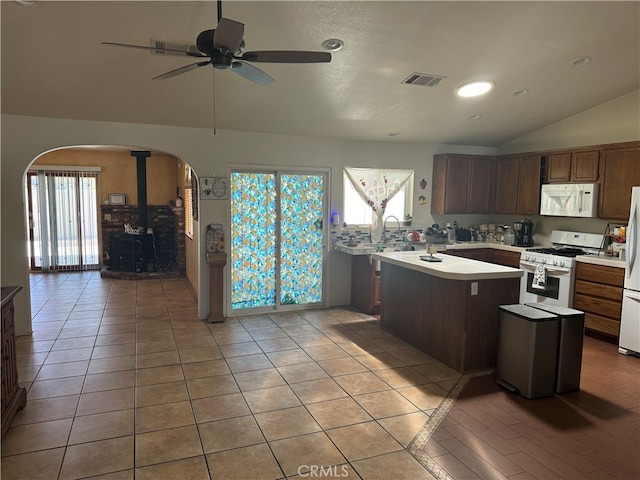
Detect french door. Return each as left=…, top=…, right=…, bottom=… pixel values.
left=26, top=169, right=100, bottom=271
left=230, top=170, right=328, bottom=312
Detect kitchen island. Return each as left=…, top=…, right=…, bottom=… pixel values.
left=372, top=251, right=522, bottom=373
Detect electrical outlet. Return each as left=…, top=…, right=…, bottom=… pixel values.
left=104, top=214, right=111, bottom=221
left=471, top=282, right=478, bottom=296
left=416, top=220, right=424, bottom=228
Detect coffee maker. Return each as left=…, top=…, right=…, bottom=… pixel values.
left=513, top=219, right=534, bottom=247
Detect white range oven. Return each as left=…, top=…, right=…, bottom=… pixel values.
left=519, top=231, right=604, bottom=308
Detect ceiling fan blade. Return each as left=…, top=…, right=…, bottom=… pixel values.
left=230, top=61, right=274, bottom=86
left=153, top=61, right=211, bottom=80
left=101, top=41, right=206, bottom=58
left=213, top=18, right=244, bottom=52
left=241, top=51, right=331, bottom=63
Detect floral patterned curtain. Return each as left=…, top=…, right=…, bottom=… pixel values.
left=344, top=167, right=413, bottom=242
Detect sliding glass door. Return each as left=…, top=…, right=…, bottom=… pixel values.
left=26, top=169, right=100, bottom=271
left=230, top=170, right=327, bottom=312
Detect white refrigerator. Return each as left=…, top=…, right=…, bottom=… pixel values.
left=619, top=186, right=640, bottom=356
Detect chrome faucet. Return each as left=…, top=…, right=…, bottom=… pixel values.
left=382, top=215, right=401, bottom=244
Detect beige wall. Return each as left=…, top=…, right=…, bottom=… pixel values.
left=33, top=149, right=179, bottom=206
left=177, top=159, right=199, bottom=298
left=498, top=89, right=640, bottom=154
left=2, top=90, right=638, bottom=334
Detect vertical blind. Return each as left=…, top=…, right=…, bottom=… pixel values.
left=29, top=167, right=100, bottom=272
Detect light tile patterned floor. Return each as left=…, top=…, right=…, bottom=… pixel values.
left=1, top=272, right=462, bottom=479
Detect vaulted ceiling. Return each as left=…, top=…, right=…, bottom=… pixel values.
left=2, top=1, right=639, bottom=146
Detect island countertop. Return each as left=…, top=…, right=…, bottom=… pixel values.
left=371, top=251, right=523, bottom=281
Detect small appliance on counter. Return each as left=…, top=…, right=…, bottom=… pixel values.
left=513, top=219, right=534, bottom=247
left=503, top=226, right=516, bottom=246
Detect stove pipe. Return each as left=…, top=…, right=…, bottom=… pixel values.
left=131, top=150, right=151, bottom=229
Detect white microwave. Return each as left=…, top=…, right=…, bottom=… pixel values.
left=539, top=183, right=599, bottom=218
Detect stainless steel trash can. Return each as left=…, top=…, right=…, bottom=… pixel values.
left=526, top=303, right=585, bottom=393
left=496, top=304, right=559, bottom=399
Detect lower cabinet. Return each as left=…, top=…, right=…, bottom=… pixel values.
left=445, top=248, right=521, bottom=268
left=490, top=250, right=521, bottom=268
left=445, top=248, right=492, bottom=262
left=573, top=262, right=624, bottom=341
left=351, top=256, right=381, bottom=314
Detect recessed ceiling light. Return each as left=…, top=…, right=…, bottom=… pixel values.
left=455, top=81, right=495, bottom=97
left=570, top=56, right=592, bottom=66
left=321, top=39, right=344, bottom=51
left=15, top=0, right=41, bottom=5
left=468, top=114, right=482, bottom=120
left=388, top=131, right=400, bottom=137
left=513, top=89, right=530, bottom=96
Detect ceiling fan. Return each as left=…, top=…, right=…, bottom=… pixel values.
left=101, top=1, right=331, bottom=85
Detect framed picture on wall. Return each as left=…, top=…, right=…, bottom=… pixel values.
left=108, top=193, right=126, bottom=205
left=201, top=177, right=229, bottom=200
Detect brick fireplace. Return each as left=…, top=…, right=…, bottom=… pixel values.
left=100, top=205, right=185, bottom=279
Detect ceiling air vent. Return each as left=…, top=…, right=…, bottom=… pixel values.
left=151, top=39, right=199, bottom=56
left=402, top=73, right=447, bottom=87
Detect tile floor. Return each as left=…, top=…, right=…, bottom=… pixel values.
left=8, top=272, right=636, bottom=479
left=2, top=272, right=461, bottom=479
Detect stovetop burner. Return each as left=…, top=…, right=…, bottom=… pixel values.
left=526, top=247, right=587, bottom=257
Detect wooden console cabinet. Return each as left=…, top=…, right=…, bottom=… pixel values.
left=2, top=286, right=26, bottom=439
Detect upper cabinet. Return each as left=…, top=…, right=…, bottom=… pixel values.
left=431, top=154, right=493, bottom=214
left=599, top=145, right=640, bottom=220
left=431, top=141, right=637, bottom=220
left=495, top=154, right=542, bottom=215
left=546, top=149, right=599, bottom=183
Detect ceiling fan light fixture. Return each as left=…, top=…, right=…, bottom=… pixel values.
left=321, top=39, right=344, bottom=51
left=455, top=80, right=494, bottom=98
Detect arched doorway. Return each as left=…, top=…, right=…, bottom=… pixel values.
left=23, top=146, right=200, bottom=295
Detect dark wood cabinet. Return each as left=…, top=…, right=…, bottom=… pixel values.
left=495, top=155, right=542, bottom=215
left=445, top=248, right=492, bottom=262
left=490, top=249, right=521, bottom=268
left=431, top=154, right=493, bottom=214
left=517, top=154, right=543, bottom=215
left=351, top=255, right=380, bottom=314
left=380, top=262, right=520, bottom=372
left=599, top=146, right=640, bottom=220
left=446, top=248, right=521, bottom=268
left=468, top=156, right=494, bottom=213
left=573, top=262, right=624, bottom=341
left=2, top=287, right=26, bottom=439
left=547, top=152, right=572, bottom=182
left=572, top=150, right=600, bottom=182
left=547, top=150, right=599, bottom=183
left=494, top=156, right=519, bottom=214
